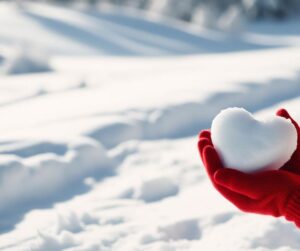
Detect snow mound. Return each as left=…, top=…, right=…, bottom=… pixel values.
left=0, top=137, right=112, bottom=231
left=30, top=231, right=76, bottom=251
left=251, top=221, right=300, bottom=249
left=56, top=212, right=83, bottom=234
left=2, top=47, right=51, bottom=75
left=134, top=177, right=179, bottom=202
left=159, top=219, right=201, bottom=241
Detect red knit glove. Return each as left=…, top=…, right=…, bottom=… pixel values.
left=198, top=108, right=300, bottom=227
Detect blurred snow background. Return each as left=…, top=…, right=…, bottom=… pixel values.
left=0, top=0, right=300, bottom=250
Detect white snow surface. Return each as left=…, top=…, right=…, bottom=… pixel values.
left=211, top=107, right=297, bottom=173
left=0, top=2, right=300, bottom=251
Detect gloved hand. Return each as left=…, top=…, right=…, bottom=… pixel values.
left=198, top=108, right=300, bottom=227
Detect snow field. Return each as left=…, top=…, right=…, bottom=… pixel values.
left=0, top=2, right=300, bottom=251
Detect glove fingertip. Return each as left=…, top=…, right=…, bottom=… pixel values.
left=199, top=130, right=211, bottom=139
left=277, top=109, right=300, bottom=137
left=198, top=138, right=211, bottom=156
left=276, top=108, right=290, bottom=119
left=203, top=145, right=218, bottom=162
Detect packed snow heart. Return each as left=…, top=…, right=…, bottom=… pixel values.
left=211, top=107, right=297, bottom=173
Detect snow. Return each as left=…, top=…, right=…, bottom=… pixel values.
left=211, top=107, right=297, bottom=173
left=1, top=47, right=51, bottom=75
left=0, top=1, right=300, bottom=251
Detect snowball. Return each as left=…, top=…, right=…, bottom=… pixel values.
left=211, top=107, right=297, bottom=173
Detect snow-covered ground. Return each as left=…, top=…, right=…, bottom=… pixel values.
left=1, top=2, right=300, bottom=251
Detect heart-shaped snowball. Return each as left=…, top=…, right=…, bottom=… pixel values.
left=211, top=107, right=297, bottom=173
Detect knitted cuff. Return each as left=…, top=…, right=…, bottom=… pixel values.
left=284, top=189, right=300, bottom=228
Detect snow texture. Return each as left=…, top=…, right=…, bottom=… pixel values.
left=211, top=107, right=297, bottom=173
left=0, top=2, right=300, bottom=251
